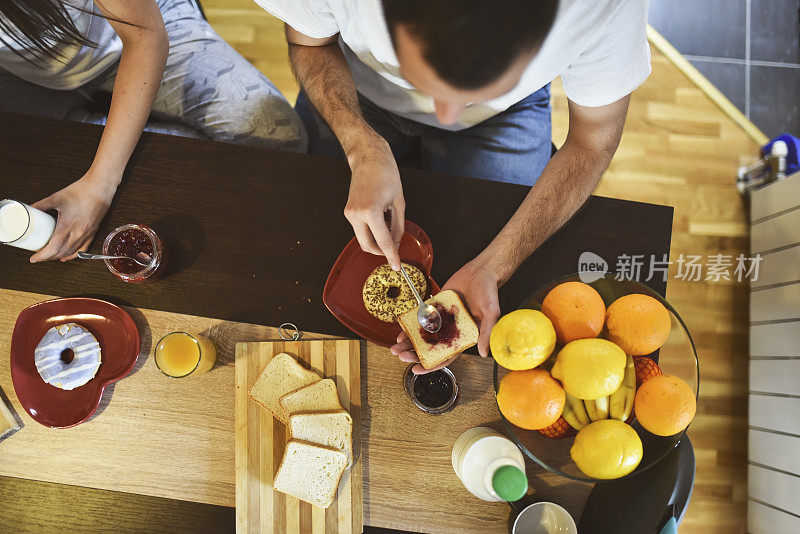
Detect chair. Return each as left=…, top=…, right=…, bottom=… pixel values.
left=577, top=436, right=695, bottom=533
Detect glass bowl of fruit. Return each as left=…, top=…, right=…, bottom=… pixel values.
left=492, top=273, right=699, bottom=483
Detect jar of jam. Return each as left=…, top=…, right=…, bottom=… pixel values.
left=102, top=224, right=165, bottom=283
left=403, top=364, right=459, bottom=415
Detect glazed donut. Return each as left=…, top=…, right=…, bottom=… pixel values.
left=363, top=263, right=427, bottom=323
left=34, top=323, right=102, bottom=391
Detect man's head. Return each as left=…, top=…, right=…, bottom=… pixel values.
left=382, top=0, right=558, bottom=125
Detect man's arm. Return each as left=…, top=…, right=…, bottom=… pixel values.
left=285, top=26, right=404, bottom=270
left=479, top=96, right=629, bottom=284
left=392, top=95, right=630, bottom=371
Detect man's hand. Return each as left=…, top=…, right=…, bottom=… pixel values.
left=390, top=258, right=500, bottom=374
left=441, top=259, right=501, bottom=358
left=390, top=96, right=631, bottom=373
left=390, top=331, right=458, bottom=374
left=344, top=139, right=405, bottom=270
left=29, top=173, right=117, bottom=263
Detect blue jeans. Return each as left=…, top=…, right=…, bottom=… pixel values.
left=295, top=84, right=552, bottom=185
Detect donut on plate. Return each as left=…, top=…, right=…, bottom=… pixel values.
left=362, top=263, right=427, bottom=323
left=34, top=323, right=102, bottom=390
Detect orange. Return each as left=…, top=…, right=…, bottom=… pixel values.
left=541, top=282, right=606, bottom=344
left=605, top=294, right=671, bottom=355
left=634, top=374, right=696, bottom=436
left=497, top=369, right=565, bottom=430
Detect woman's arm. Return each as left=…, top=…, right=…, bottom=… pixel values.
left=31, top=0, right=167, bottom=262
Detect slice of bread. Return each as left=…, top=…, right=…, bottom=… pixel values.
left=273, top=440, right=348, bottom=509
left=289, top=410, right=353, bottom=466
left=398, top=289, right=479, bottom=369
left=280, top=378, right=342, bottom=416
left=249, top=352, right=320, bottom=423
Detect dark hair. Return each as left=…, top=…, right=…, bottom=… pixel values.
left=382, top=0, right=558, bottom=90
left=0, top=0, right=101, bottom=63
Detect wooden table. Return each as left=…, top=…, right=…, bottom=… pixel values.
left=0, top=112, right=672, bottom=533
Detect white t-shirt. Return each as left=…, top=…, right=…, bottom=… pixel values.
left=0, top=0, right=122, bottom=91
left=255, top=0, right=651, bottom=130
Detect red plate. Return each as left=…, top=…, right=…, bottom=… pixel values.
left=323, top=220, right=440, bottom=346
left=10, top=298, right=140, bottom=428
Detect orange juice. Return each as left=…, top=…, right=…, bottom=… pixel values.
left=155, top=332, right=217, bottom=377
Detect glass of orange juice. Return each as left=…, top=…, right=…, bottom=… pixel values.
left=154, top=332, right=217, bottom=378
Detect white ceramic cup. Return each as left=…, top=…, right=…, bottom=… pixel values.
left=0, top=199, right=56, bottom=251
left=512, top=502, right=577, bottom=534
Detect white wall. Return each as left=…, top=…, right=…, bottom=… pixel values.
left=748, top=172, right=800, bottom=534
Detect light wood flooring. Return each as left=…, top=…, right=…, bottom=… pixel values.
left=204, top=1, right=754, bottom=531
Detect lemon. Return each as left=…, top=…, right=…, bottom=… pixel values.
left=551, top=339, right=626, bottom=399
left=570, top=420, right=643, bottom=479
left=490, top=310, right=557, bottom=370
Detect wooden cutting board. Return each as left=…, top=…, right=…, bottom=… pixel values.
left=235, top=339, right=363, bottom=534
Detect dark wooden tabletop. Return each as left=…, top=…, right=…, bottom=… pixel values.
left=0, top=111, right=673, bottom=533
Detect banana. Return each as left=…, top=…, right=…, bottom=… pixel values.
left=584, top=399, right=599, bottom=421
left=564, top=392, right=590, bottom=430
left=561, top=402, right=585, bottom=431
left=595, top=396, right=609, bottom=419
left=609, top=354, right=636, bottom=421
left=584, top=396, right=609, bottom=421
left=569, top=392, right=591, bottom=426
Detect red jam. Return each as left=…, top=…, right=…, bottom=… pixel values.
left=420, top=304, right=460, bottom=346
left=108, top=228, right=154, bottom=274
left=103, top=224, right=164, bottom=283
left=413, top=370, right=455, bottom=408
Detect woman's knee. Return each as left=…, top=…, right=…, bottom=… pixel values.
left=204, top=95, right=308, bottom=153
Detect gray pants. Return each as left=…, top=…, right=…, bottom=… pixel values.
left=0, top=0, right=307, bottom=152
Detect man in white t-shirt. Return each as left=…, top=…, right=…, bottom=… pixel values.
left=254, top=0, right=651, bottom=371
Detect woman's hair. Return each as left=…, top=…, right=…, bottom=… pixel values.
left=0, top=0, right=99, bottom=62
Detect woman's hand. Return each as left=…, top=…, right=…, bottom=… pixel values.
left=29, top=172, right=118, bottom=263
left=25, top=0, right=168, bottom=265
left=390, top=258, right=502, bottom=374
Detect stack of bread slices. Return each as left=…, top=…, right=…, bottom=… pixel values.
left=249, top=352, right=353, bottom=509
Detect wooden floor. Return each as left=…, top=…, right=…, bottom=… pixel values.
left=553, top=59, right=753, bottom=533
left=205, top=2, right=754, bottom=532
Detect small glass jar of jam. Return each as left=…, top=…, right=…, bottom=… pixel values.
left=403, top=364, right=459, bottom=415
left=102, top=224, right=165, bottom=283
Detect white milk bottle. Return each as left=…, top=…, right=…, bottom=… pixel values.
left=452, top=426, right=528, bottom=502
left=0, top=199, right=55, bottom=251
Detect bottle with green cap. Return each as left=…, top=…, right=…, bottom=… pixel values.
left=452, top=427, right=528, bottom=502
